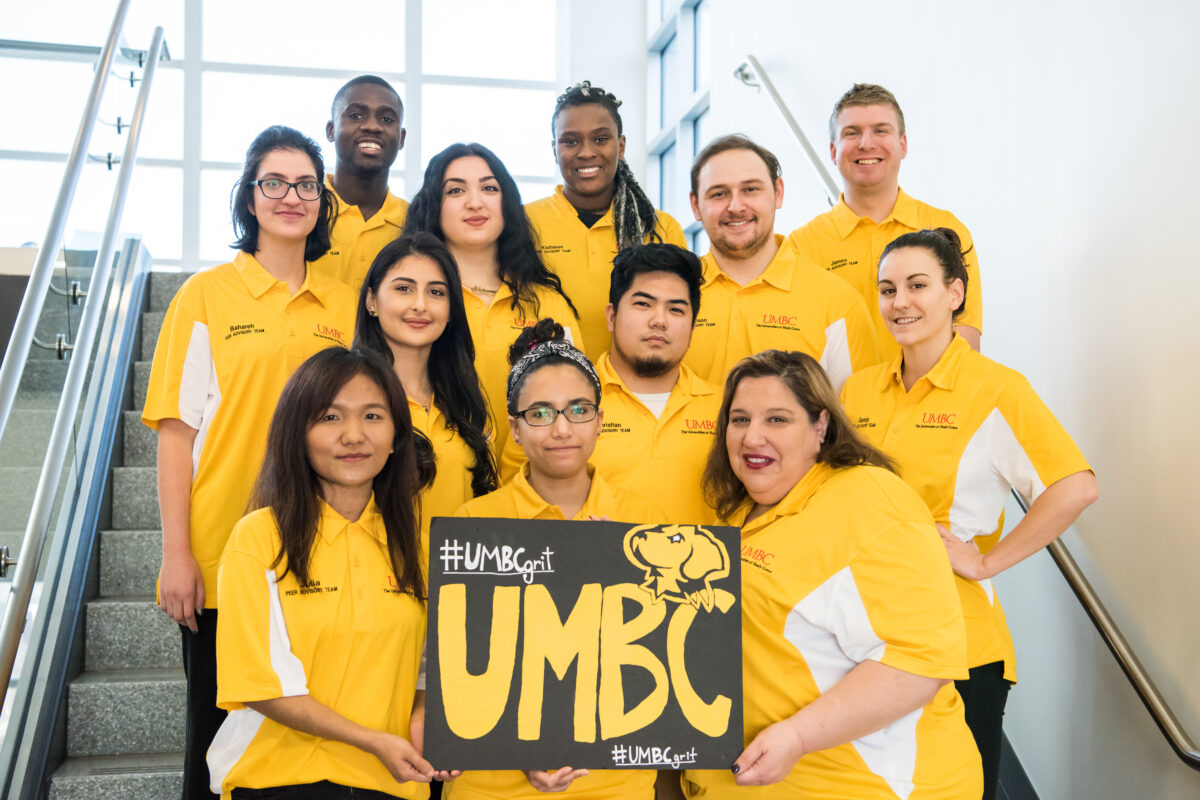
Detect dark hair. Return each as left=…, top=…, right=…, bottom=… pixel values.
left=689, top=133, right=782, bottom=196
left=250, top=347, right=431, bottom=599
left=404, top=142, right=578, bottom=321
left=553, top=81, right=662, bottom=251
left=231, top=125, right=335, bottom=263
left=331, top=74, right=403, bottom=120
left=829, top=83, right=906, bottom=141
left=353, top=232, right=498, bottom=497
left=879, top=227, right=971, bottom=320
left=506, top=318, right=600, bottom=415
left=609, top=243, right=703, bottom=322
left=703, top=350, right=895, bottom=521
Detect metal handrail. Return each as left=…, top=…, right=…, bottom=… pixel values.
left=0, top=19, right=166, bottom=708
left=0, top=0, right=134, bottom=447
left=733, top=54, right=840, bottom=206
left=733, top=54, right=1200, bottom=772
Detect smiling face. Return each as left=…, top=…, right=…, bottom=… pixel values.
left=553, top=103, right=627, bottom=210
left=607, top=271, right=693, bottom=378
left=726, top=375, right=828, bottom=512
left=691, top=148, right=784, bottom=261
left=830, top=103, right=908, bottom=194
left=366, top=253, right=450, bottom=354
left=306, top=373, right=395, bottom=505
left=250, top=148, right=321, bottom=246
left=877, top=245, right=963, bottom=348
left=438, top=155, right=505, bottom=251
left=327, top=82, right=405, bottom=177
left=508, top=363, right=603, bottom=482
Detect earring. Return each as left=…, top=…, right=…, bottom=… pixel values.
left=368, top=310, right=378, bottom=317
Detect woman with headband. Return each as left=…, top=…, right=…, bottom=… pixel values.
left=445, top=318, right=661, bottom=800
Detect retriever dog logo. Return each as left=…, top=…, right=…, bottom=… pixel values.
left=623, top=524, right=730, bottom=611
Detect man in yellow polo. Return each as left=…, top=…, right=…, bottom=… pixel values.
left=312, top=75, right=408, bottom=290
left=787, top=83, right=983, bottom=353
left=687, top=134, right=880, bottom=391
left=500, top=243, right=720, bottom=524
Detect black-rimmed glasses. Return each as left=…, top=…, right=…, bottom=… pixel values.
left=513, top=402, right=599, bottom=426
left=250, top=178, right=322, bottom=201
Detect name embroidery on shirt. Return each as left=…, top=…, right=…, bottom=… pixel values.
left=853, top=416, right=877, bottom=430
left=828, top=257, right=857, bottom=270
left=539, top=244, right=571, bottom=255
left=600, top=421, right=633, bottom=436
left=285, top=580, right=339, bottom=597
left=225, top=322, right=264, bottom=340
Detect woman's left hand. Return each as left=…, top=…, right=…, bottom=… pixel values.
left=523, top=767, right=589, bottom=792
left=937, top=524, right=989, bottom=581
left=731, top=719, right=805, bottom=786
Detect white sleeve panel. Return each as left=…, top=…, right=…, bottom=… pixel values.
left=206, top=708, right=265, bottom=795
left=265, top=568, right=309, bottom=696
left=947, top=407, right=1042, bottom=541
left=180, top=321, right=222, bottom=474
left=819, top=317, right=852, bottom=393
left=784, top=566, right=919, bottom=800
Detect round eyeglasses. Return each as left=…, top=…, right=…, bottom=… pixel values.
left=250, top=178, right=322, bottom=201
left=514, top=402, right=599, bottom=426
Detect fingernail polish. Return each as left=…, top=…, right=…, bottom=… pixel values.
left=730, top=763, right=740, bottom=774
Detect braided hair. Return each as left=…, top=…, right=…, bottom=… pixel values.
left=553, top=81, right=662, bottom=251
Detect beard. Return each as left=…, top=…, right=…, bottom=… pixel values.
left=710, top=221, right=774, bottom=260
left=626, top=353, right=675, bottom=379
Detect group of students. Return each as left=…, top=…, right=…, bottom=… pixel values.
left=142, top=75, right=1098, bottom=800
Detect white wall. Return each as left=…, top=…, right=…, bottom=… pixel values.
left=697, top=1, right=1200, bottom=796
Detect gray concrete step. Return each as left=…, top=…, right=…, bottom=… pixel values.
left=123, top=409, right=155, bottom=467
left=112, top=466, right=159, bottom=530
left=141, top=310, right=166, bottom=362
left=48, top=752, right=183, bottom=800
left=68, top=668, right=185, bottom=757
left=0, top=408, right=55, bottom=467
left=99, top=529, right=160, bottom=597
left=0, top=466, right=40, bottom=528
left=149, top=271, right=190, bottom=314
left=132, top=361, right=152, bottom=413
left=85, top=596, right=179, bottom=671
left=15, top=359, right=67, bottom=409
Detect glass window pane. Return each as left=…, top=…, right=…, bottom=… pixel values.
left=3, top=4, right=184, bottom=56
left=694, top=0, right=711, bottom=90
left=691, top=226, right=708, bottom=255
left=0, top=161, right=66, bottom=248
left=202, top=0, right=404, bottom=70
left=202, top=74, right=396, bottom=168
left=121, top=166, right=182, bottom=260
left=199, top=169, right=242, bottom=262
left=658, top=143, right=677, bottom=218
left=423, top=1, right=555, bottom=81
left=660, top=34, right=681, bottom=129
left=692, top=109, right=711, bottom=157
left=647, top=0, right=664, bottom=29
left=421, top=85, right=559, bottom=180
left=515, top=180, right=557, bottom=207
left=135, top=67, right=184, bottom=160
left=0, top=59, right=96, bottom=153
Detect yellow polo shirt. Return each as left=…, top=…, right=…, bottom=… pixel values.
left=786, top=189, right=983, bottom=356
left=209, top=499, right=427, bottom=799
left=840, top=335, right=1091, bottom=682
left=142, top=252, right=356, bottom=607
left=310, top=176, right=409, bottom=291
left=412, top=396, right=479, bottom=563
left=686, top=235, right=881, bottom=389
left=525, top=185, right=687, bottom=360
left=683, top=463, right=979, bottom=800
left=463, top=284, right=583, bottom=457
left=500, top=354, right=720, bottom=523
left=446, top=466, right=660, bottom=799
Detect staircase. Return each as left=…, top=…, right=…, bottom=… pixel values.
left=46, top=271, right=190, bottom=799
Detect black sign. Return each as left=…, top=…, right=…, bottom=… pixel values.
left=425, top=517, right=743, bottom=771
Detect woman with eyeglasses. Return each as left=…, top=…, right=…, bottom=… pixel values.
left=142, top=126, right=358, bottom=799
left=445, top=318, right=661, bottom=800
left=403, top=143, right=582, bottom=457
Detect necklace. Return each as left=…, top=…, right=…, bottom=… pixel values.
left=469, top=284, right=500, bottom=295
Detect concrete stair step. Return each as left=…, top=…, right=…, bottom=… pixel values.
left=112, top=466, right=159, bottom=530
left=68, top=668, right=185, bottom=757
left=149, top=272, right=190, bottom=314
left=0, top=408, right=56, bottom=467
left=99, top=529, right=161, bottom=597
left=140, top=310, right=166, bottom=362
left=49, top=751, right=183, bottom=800
left=132, top=361, right=152, bottom=413
left=17, top=358, right=67, bottom=398
left=123, top=409, right=155, bottom=467
left=86, top=596, right=179, bottom=671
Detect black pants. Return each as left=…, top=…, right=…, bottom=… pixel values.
left=181, top=610, right=227, bottom=799
left=955, top=660, right=1013, bottom=800
left=231, top=781, right=400, bottom=799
